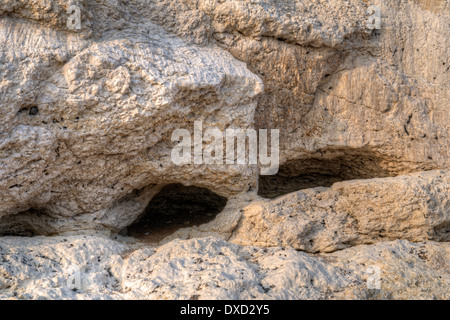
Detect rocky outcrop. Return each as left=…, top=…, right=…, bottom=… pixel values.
left=231, top=170, right=450, bottom=253
left=0, top=0, right=449, bottom=300
left=0, top=11, right=262, bottom=235
left=1, top=0, right=448, bottom=236
left=0, top=235, right=448, bottom=300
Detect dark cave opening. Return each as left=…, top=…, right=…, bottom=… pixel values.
left=0, top=209, right=49, bottom=237
left=258, top=150, right=393, bottom=199
left=126, top=184, right=228, bottom=243
left=0, top=221, right=37, bottom=237
left=259, top=172, right=346, bottom=199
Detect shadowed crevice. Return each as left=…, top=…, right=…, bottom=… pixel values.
left=126, top=184, right=227, bottom=243
left=0, top=209, right=50, bottom=237
left=259, top=148, right=395, bottom=199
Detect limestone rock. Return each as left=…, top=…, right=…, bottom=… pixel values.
left=1, top=0, right=449, bottom=236
left=208, top=0, right=450, bottom=184
left=0, top=13, right=262, bottom=235
left=231, top=170, right=450, bottom=253
left=0, top=0, right=449, bottom=301
left=0, top=235, right=448, bottom=300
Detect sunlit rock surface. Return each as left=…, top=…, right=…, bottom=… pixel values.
left=0, top=0, right=448, bottom=299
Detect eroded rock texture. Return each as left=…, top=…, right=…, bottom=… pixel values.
left=0, top=0, right=449, bottom=300
left=0, top=235, right=448, bottom=300
left=231, top=170, right=450, bottom=253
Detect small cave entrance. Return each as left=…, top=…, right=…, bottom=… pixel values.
left=0, top=209, right=51, bottom=237
left=258, top=150, right=393, bottom=199
left=126, top=184, right=227, bottom=243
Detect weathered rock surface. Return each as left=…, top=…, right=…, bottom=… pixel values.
left=1, top=0, right=449, bottom=235
left=231, top=170, right=450, bottom=253
left=0, top=235, right=448, bottom=300
left=0, top=11, right=262, bottom=235
left=166, top=0, right=450, bottom=185
left=0, top=0, right=449, bottom=300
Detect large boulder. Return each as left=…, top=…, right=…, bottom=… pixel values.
left=231, top=170, right=450, bottom=253
left=0, top=0, right=449, bottom=300
left=0, top=10, right=262, bottom=235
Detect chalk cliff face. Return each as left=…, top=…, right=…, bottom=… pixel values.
left=0, top=1, right=448, bottom=299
